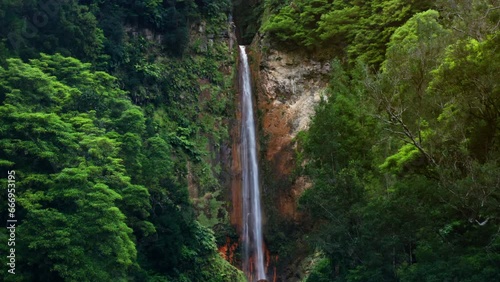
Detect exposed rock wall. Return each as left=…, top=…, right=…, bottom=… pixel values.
left=259, top=49, right=331, bottom=139
left=255, top=45, right=330, bottom=220
left=250, top=38, right=331, bottom=280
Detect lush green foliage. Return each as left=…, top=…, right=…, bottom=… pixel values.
left=0, top=55, right=145, bottom=281
left=0, top=0, right=231, bottom=62
left=233, top=0, right=264, bottom=44
left=0, top=0, right=244, bottom=281
left=297, top=3, right=500, bottom=281
left=262, top=0, right=432, bottom=66
left=0, top=0, right=104, bottom=61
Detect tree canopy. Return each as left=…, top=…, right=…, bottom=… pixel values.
left=290, top=2, right=500, bottom=281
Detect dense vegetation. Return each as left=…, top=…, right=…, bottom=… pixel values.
left=262, top=0, right=433, bottom=66
left=1, top=0, right=498, bottom=281
left=0, top=0, right=246, bottom=281
left=258, top=0, right=500, bottom=281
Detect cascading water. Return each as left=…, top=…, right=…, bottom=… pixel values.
left=239, top=45, right=266, bottom=282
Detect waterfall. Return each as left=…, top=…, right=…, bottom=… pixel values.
left=239, top=45, right=266, bottom=282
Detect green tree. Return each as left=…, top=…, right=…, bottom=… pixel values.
left=0, top=54, right=151, bottom=281
left=370, top=10, right=451, bottom=171
left=298, top=61, right=381, bottom=280
left=263, top=0, right=433, bottom=65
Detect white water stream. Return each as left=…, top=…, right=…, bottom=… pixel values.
left=239, top=45, right=266, bottom=282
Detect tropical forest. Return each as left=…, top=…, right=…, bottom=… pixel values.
left=0, top=0, right=498, bottom=281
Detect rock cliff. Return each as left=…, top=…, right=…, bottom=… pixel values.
left=255, top=42, right=330, bottom=220
left=250, top=37, right=331, bottom=280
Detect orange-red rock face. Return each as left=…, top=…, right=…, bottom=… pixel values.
left=230, top=106, right=243, bottom=231
left=253, top=46, right=330, bottom=281
left=218, top=237, right=239, bottom=265
left=252, top=47, right=327, bottom=222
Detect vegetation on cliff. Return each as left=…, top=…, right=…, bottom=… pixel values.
left=0, top=0, right=246, bottom=281
left=262, top=0, right=433, bottom=66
